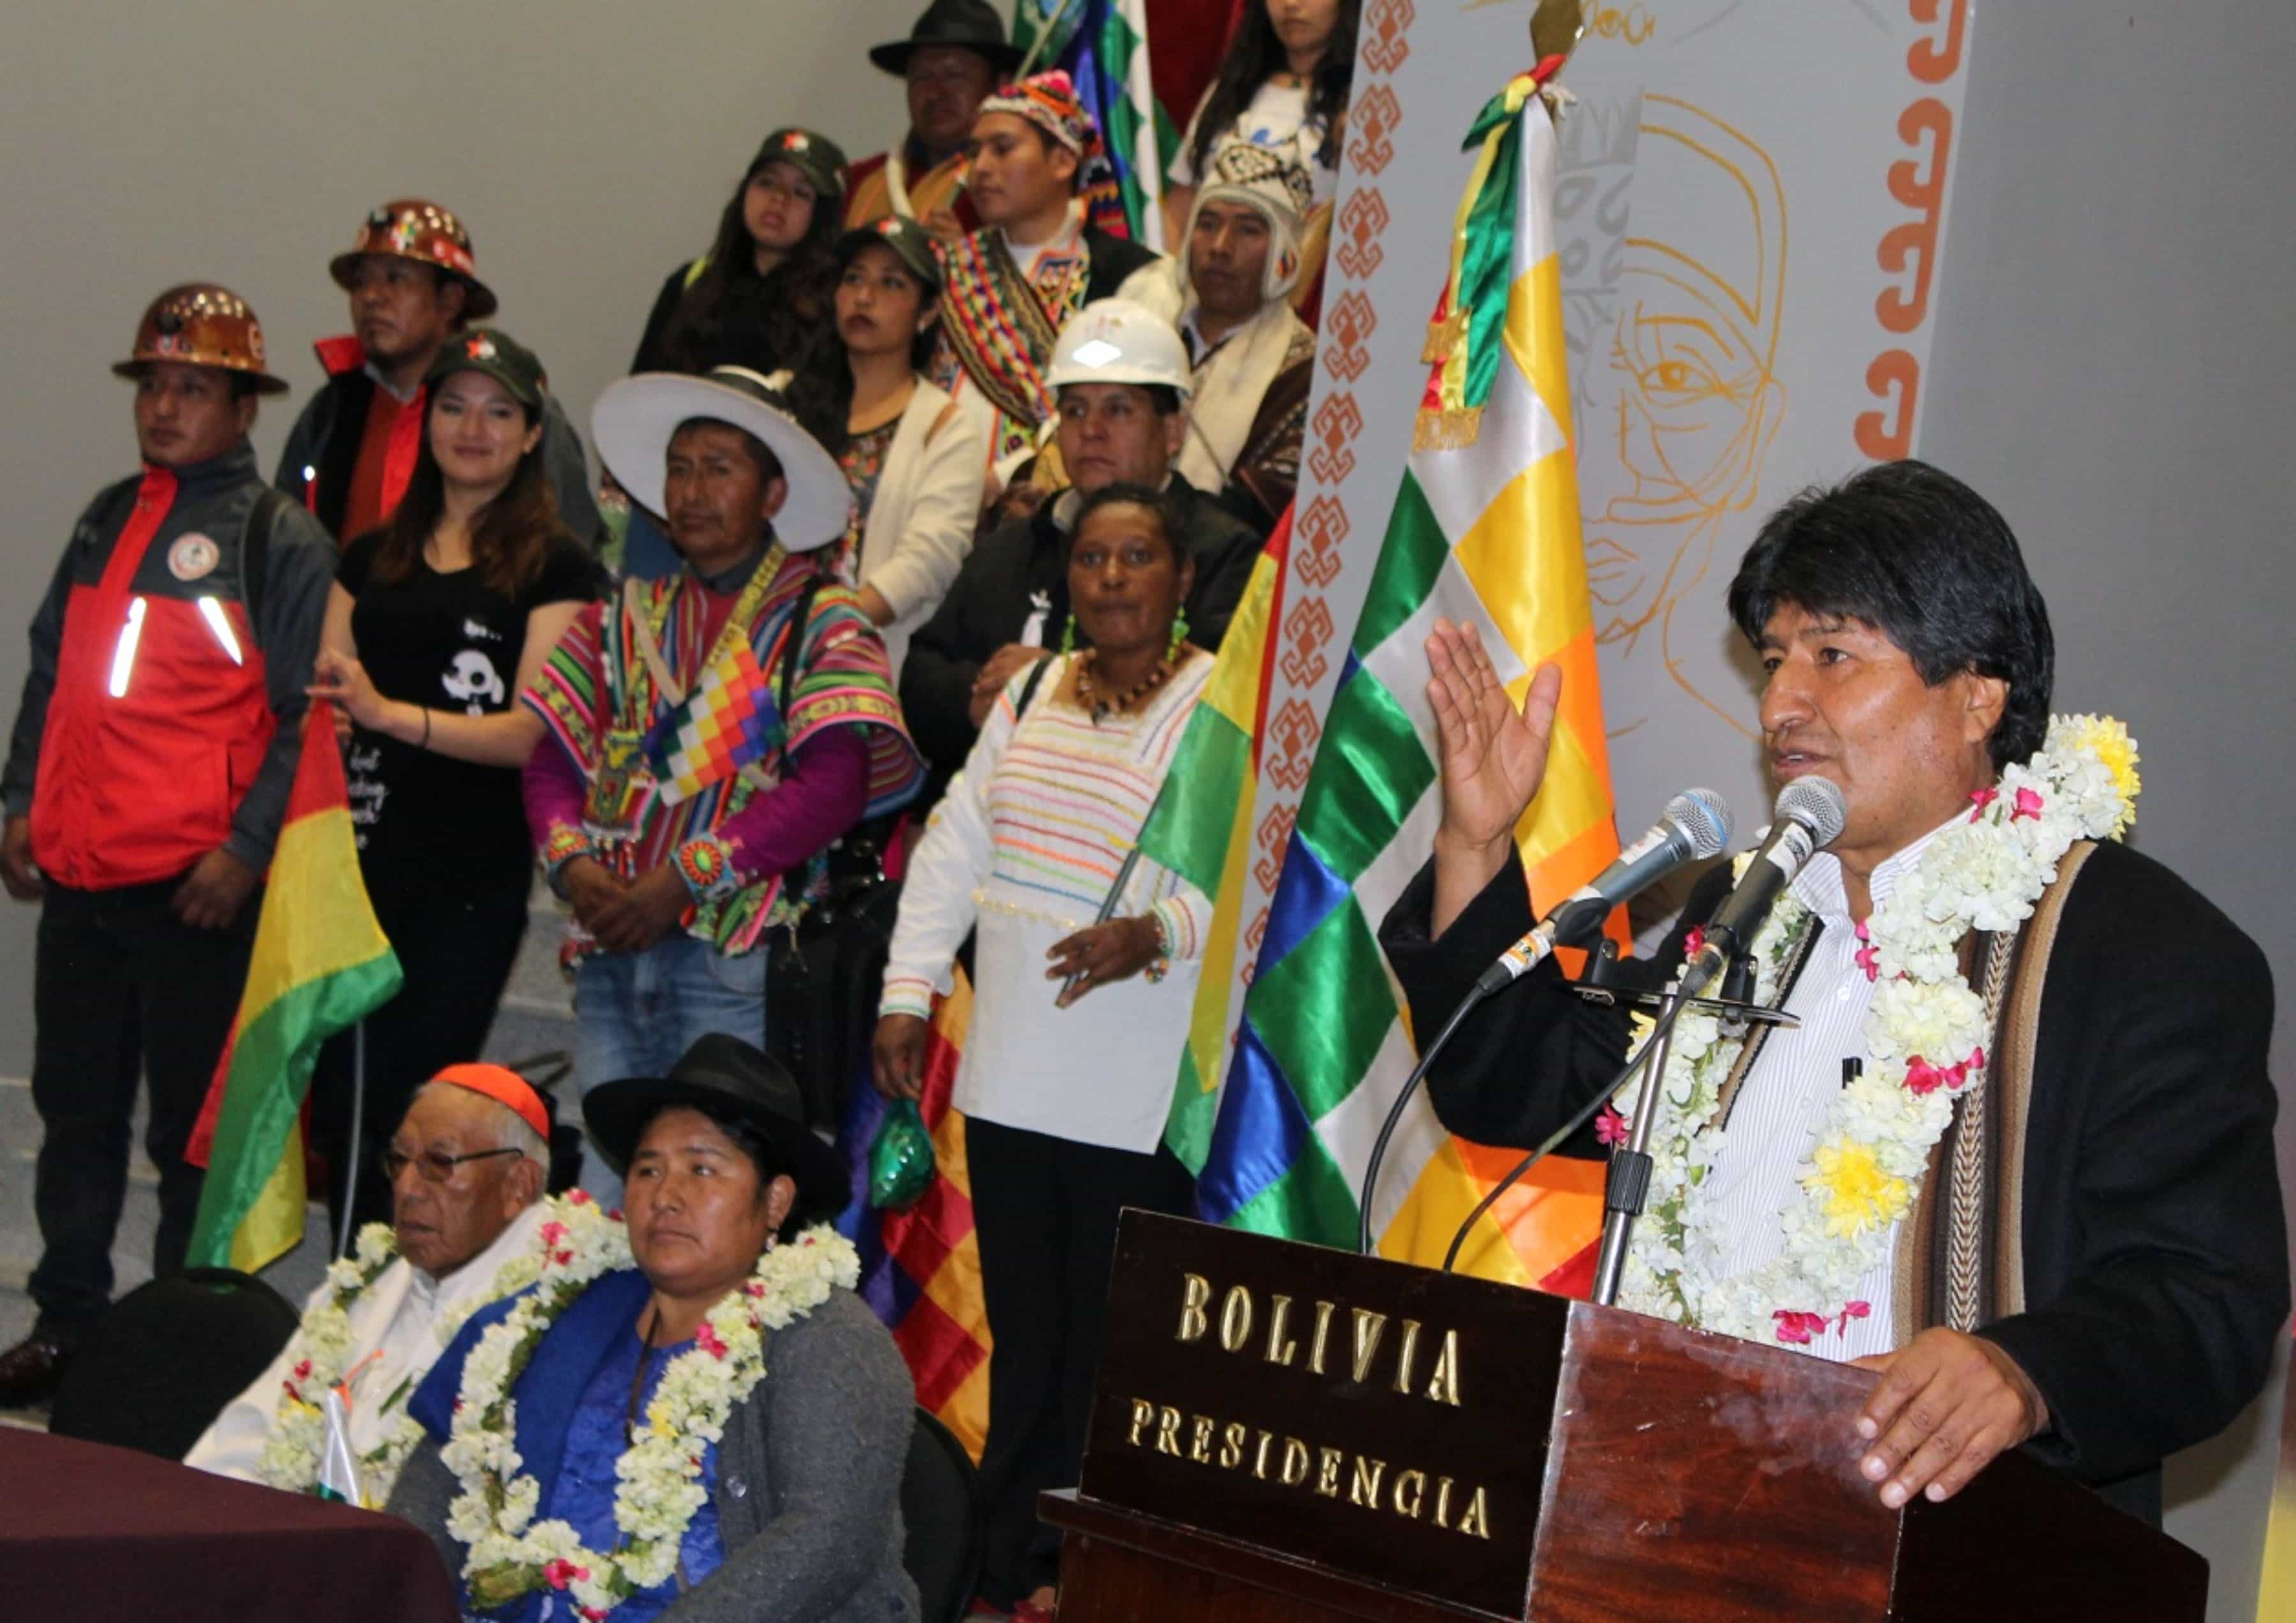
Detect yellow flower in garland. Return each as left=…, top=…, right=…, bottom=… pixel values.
left=1803, top=1141, right=1911, bottom=1238
left=2066, top=714, right=2141, bottom=833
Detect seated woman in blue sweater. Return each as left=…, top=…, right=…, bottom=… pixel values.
left=389, top=1034, right=918, bottom=1622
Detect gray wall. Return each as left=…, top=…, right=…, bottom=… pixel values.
left=1920, top=3, right=2295, bottom=1615
left=0, top=0, right=920, bottom=1065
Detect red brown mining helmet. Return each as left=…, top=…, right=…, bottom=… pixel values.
left=329, top=198, right=499, bottom=320
left=111, top=283, right=291, bottom=394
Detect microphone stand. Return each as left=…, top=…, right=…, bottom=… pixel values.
left=1589, top=975, right=1687, bottom=1307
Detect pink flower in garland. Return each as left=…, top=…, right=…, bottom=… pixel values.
left=1834, top=1300, right=1871, bottom=1336
left=567, top=1189, right=591, bottom=1206
left=539, top=1220, right=568, bottom=1247
left=580, top=1608, right=610, bottom=1621
left=1968, top=787, right=2000, bottom=821
left=1681, top=925, right=1706, bottom=961
left=543, top=1559, right=590, bottom=1590
left=2011, top=786, right=2044, bottom=822
left=695, top=1321, right=730, bottom=1360
left=1853, top=921, right=1879, bottom=982
left=1595, top=1105, right=1629, bottom=1146
left=1772, top=1310, right=1828, bottom=1345
left=1906, top=1050, right=1984, bottom=1096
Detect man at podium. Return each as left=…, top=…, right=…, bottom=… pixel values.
left=1378, top=460, right=2286, bottom=1527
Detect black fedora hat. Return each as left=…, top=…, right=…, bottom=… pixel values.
left=870, top=0, right=1026, bottom=77
left=584, top=1034, right=850, bottom=1227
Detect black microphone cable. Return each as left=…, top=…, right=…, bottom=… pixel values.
left=1436, top=984, right=1702, bottom=1275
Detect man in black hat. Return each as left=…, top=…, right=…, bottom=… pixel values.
left=846, top=0, right=1024, bottom=239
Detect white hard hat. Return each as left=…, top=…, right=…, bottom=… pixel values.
left=1045, top=298, right=1194, bottom=397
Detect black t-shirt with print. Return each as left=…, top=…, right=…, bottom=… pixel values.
left=338, top=530, right=598, bottom=900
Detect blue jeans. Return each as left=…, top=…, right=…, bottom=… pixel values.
left=572, top=933, right=767, bottom=1204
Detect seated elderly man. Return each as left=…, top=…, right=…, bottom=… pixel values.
left=1127, top=144, right=1318, bottom=536
left=183, top=1064, right=552, bottom=1504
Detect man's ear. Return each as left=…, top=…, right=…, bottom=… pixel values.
left=762, top=1173, right=797, bottom=1234
left=438, top=276, right=469, bottom=327
left=504, top=1153, right=546, bottom=1216
left=1051, top=145, right=1080, bottom=191
left=235, top=395, right=261, bottom=437
left=761, top=474, right=791, bottom=521
left=1961, top=671, right=2010, bottom=750
left=1162, top=407, right=1186, bottom=461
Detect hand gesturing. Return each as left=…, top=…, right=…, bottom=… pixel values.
left=1424, top=619, right=1561, bottom=934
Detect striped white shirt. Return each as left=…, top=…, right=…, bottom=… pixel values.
left=1705, top=819, right=1955, bottom=1360
left=881, top=653, right=1214, bottom=1151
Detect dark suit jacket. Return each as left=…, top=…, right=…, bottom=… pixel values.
left=1378, top=839, right=2287, bottom=1524
left=899, top=470, right=1262, bottom=788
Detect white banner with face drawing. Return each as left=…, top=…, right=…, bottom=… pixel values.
left=1242, top=0, right=1973, bottom=948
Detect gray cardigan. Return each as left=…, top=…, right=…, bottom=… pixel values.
left=389, top=1289, right=921, bottom=1622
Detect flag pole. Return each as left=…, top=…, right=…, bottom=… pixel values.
left=336, top=1021, right=366, bottom=1259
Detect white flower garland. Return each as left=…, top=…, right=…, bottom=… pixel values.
left=254, top=1200, right=559, bottom=1505
left=443, top=1219, right=861, bottom=1620
left=1606, top=715, right=2140, bottom=1348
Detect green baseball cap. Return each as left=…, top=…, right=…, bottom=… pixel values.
left=425, top=327, right=547, bottom=413
left=747, top=128, right=849, bottom=202
left=835, top=214, right=943, bottom=294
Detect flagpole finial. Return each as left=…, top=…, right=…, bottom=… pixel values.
left=1531, top=0, right=1586, bottom=67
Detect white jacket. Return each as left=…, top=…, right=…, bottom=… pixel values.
left=857, top=379, right=985, bottom=679
left=183, top=1202, right=548, bottom=1483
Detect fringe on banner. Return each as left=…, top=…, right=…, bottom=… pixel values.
left=1421, top=308, right=1466, bottom=365
left=1415, top=405, right=1485, bottom=451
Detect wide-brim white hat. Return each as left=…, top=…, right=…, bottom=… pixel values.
left=592, top=367, right=848, bottom=552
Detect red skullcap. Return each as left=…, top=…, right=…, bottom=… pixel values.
left=430, top=1063, right=550, bottom=1143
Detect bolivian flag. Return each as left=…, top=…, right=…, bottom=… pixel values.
left=185, top=702, right=402, bottom=1271
left=1135, top=505, right=1292, bottom=1172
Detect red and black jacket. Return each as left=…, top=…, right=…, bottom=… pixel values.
left=3, top=443, right=335, bottom=889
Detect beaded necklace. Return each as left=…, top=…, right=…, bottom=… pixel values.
left=1073, top=647, right=1175, bottom=723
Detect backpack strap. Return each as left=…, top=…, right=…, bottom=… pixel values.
left=239, top=487, right=293, bottom=631
left=775, top=574, right=825, bottom=775
left=1012, top=652, right=1055, bottom=722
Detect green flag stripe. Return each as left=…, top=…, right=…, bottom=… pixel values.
left=186, top=954, right=402, bottom=1266
left=1348, top=471, right=1450, bottom=661
left=1165, top=1046, right=1221, bottom=1175
left=1137, top=705, right=1251, bottom=891
left=1247, top=898, right=1398, bottom=1123
left=1293, top=670, right=1434, bottom=886
left=1226, top=1139, right=1360, bottom=1242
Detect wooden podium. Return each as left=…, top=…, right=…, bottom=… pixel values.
left=1044, top=1212, right=2206, bottom=1622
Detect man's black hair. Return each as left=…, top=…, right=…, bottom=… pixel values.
left=1726, top=459, right=2054, bottom=769
left=672, top=415, right=784, bottom=485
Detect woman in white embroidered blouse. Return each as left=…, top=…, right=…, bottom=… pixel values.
left=870, top=484, right=1212, bottom=1616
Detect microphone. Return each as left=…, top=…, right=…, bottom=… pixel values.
left=1473, top=789, right=1733, bottom=995
left=1681, top=776, right=1848, bottom=992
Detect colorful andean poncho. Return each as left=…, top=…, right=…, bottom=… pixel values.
left=932, top=226, right=1091, bottom=472
left=526, top=546, right=922, bottom=958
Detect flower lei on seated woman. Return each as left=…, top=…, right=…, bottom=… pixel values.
left=1607, top=715, right=2142, bottom=1346
left=441, top=1218, right=862, bottom=1619
left=254, top=1194, right=584, bottom=1504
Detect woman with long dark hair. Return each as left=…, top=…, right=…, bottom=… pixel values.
left=632, top=128, right=849, bottom=380
left=306, top=329, right=598, bottom=1238
left=1164, top=0, right=1358, bottom=321
left=787, top=216, right=985, bottom=678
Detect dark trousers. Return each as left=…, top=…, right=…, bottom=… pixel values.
left=29, top=876, right=258, bottom=1330
left=965, top=1114, right=1194, bottom=1604
left=311, top=882, right=528, bottom=1242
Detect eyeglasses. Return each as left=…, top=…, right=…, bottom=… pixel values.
left=379, top=1146, right=524, bottom=1184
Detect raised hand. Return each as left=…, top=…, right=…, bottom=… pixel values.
left=1424, top=619, right=1561, bottom=935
